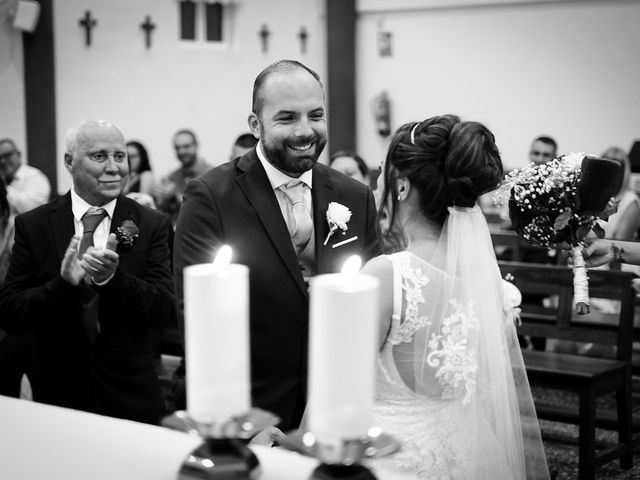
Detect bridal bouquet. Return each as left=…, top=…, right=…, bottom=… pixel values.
left=496, top=153, right=622, bottom=314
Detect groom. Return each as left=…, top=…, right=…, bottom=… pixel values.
left=173, top=60, right=381, bottom=430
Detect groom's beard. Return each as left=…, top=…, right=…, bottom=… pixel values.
left=261, top=128, right=327, bottom=176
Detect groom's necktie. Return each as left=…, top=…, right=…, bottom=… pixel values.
left=79, top=207, right=107, bottom=343
left=280, top=180, right=313, bottom=254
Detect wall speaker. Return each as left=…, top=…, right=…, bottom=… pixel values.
left=13, top=0, right=40, bottom=33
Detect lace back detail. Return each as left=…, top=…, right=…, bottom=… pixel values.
left=426, top=300, right=479, bottom=404
left=383, top=252, right=479, bottom=403
left=388, top=253, right=431, bottom=345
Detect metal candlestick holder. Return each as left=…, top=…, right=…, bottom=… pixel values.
left=162, top=408, right=279, bottom=480
left=277, top=428, right=401, bottom=480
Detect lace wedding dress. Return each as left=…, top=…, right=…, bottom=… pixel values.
left=368, top=207, right=549, bottom=480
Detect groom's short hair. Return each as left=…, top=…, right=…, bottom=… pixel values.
left=251, top=59, right=322, bottom=117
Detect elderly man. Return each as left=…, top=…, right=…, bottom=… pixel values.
left=0, top=138, right=51, bottom=216
left=174, top=60, right=381, bottom=430
left=0, top=120, right=175, bottom=424
left=154, top=129, right=211, bottom=226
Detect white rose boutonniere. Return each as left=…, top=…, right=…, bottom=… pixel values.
left=323, top=202, right=352, bottom=245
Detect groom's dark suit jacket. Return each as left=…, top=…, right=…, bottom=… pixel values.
left=174, top=149, right=381, bottom=430
left=0, top=194, right=175, bottom=424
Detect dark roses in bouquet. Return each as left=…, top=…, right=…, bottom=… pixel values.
left=497, top=153, right=623, bottom=314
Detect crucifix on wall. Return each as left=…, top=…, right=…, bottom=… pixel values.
left=298, top=26, right=308, bottom=54
left=78, top=10, right=97, bottom=47
left=140, top=15, right=156, bottom=49
left=259, top=24, right=270, bottom=53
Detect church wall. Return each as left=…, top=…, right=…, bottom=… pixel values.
left=52, top=0, right=326, bottom=194
left=356, top=0, right=640, bottom=170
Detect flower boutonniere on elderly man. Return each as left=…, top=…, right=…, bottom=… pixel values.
left=116, top=219, right=139, bottom=248
left=323, top=202, right=353, bottom=246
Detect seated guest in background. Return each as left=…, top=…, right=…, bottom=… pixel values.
left=0, top=138, right=50, bottom=400
left=529, top=135, right=557, bottom=165
left=0, top=138, right=51, bottom=216
left=153, top=129, right=211, bottom=226
left=0, top=177, right=32, bottom=400
left=583, top=238, right=640, bottom=268
left=561, top=146, right=640, bottom=357
left=0, top=179, right=11, bottom=285
left=363, top=115, right=549, bottom=479
left=0, top=120, right=175, bottom=424
left=329, top=150, right=370, bottom=185
left=600, top=146, right=640, bottom=241
left=123, top=140, right=154, bottom=196
left=229, top=132, right=258, bottom=161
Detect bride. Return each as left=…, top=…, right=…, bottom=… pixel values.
left=362, top=115, right=549, bottom=479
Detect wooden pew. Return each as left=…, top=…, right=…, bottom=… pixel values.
left=490, top=228, right=557, bottom=263
left=498, top=261, right=637, bottom=480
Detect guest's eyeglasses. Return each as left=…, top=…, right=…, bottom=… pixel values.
left=0, top=150, right=18, bottom=161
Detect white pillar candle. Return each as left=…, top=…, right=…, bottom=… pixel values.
left=184, top=249, right=250, bottom=424
left=308, top=256, right=380, bottom=442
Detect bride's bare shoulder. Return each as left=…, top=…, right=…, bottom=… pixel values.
left=362, top=254, right=393, bottom=278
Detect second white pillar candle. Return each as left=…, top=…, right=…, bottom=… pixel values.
left=307, top=272, right=379, bottom=442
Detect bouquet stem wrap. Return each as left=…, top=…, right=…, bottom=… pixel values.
left=571, top=246, right=589, bottom=314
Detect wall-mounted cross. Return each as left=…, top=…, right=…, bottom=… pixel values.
left=140, top=15, right=156, bottom=50
left=298, top=27, right=308, bottom=54
left=259, top=24, right=270, bottom=54
left=78, top=10, right=97, bottom=47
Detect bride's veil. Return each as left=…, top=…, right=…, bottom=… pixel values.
left=391, top=205, right=549, bottom=479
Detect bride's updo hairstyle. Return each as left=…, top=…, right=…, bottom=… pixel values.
left=381, top=114, right=503, bottom=228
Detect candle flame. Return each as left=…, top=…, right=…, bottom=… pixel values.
left=212, top=245, right=232, bottom=271
left=340, top=255, right=362, bottom=277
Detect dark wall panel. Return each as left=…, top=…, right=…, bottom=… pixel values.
left=22, top=0, right=57, bottom=193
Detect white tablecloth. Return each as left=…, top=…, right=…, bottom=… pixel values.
left=0, top=396, right=409, bottom=480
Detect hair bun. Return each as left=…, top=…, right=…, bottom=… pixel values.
left=444, top=122, right=503, bottom=206
left=446, top=176, right=476, bottom=207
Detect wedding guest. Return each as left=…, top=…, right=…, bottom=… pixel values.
left=229, top=132, right=258, bottom=161
left=0, top=179, right=30, bottom=399
left=0, top=138, right=50, bottom=400
left=328, top=150, right=370, bottom=185
left=519, top=135, right=560, bottom=350
left=123, top=140, right=154, bottom=197
left=0, top=179, right=11, bottom=284
left=0, top=138, right=51, bottom=216
left=582, top=238, right=640, bottom=267
left=153, top=129, right=212, bottom=226
left=0, top=120, right=175, bottom=424
left=600, top=146, right=640, bottom=241
left=173, top=60, right=381, bottom=430
left=529, top=135, right=557, bottom=165
left=362, top=115, right=549, bottom=479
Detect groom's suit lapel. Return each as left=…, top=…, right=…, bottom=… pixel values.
left=236, top=151, right=308, bottom=297
left=312, top=165, right=335, bottom=274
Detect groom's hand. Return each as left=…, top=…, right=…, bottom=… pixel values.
left=80, top=233, right=120, bottom=284
left=60, top=235, right=86, bottom=286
